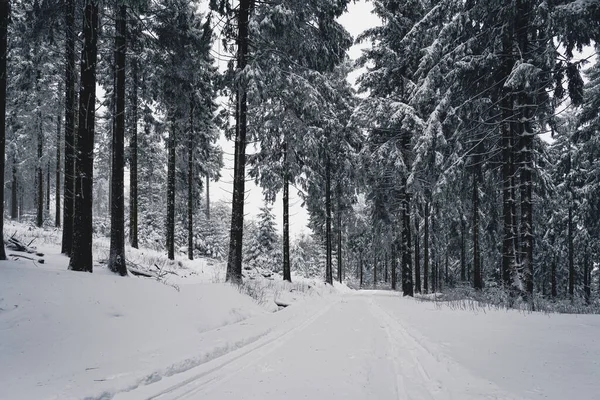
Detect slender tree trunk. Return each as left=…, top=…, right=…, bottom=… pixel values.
left=187, top=94, right=194, bottom=261
left=473, top=172, right=482, bottom=290
left=325, top=156, right=333, bottom=285
left=11, top=154, right=17, bottom=219
left=336, top=184, right=342, bottom=283
left=568, top=206, right=574, bottom=298
left=431, top=206, right=437, bottom=293
left=46, top=160, right=50, bottom=212
left=391, top=243, right=397, bottom=290
left=36, top=68, right=44, bottom=228
left=373, top=252, right=377, bottom=288
left=460, top=218, right=466, bottom=281
left=282, top=141, right=291, bottom=282
left=359, top=251, right=363, bottom=288
left=583, top=247, right=590, bottom=304
left=402, top=194, right=414, bottom=296
left=166, top=119, right=176, bottom=261
left=206, top=174, right=210, bottom=220
left=129, top=55, right=138, bottom=248
left=415, top=216, right=421, bottom=293
left=69, top=1, right=98, bottom=273
left=55, top=83, right=62, bottom=227
left=108, top=3, right=127, bottom=276
left=0, top=0, right=9, bottom=260
left=423, top=200, right=430, bottom=294
left=226, top=0, right=251, bottom=284
left=62, top=0, right=76, bottom=255
left=551, top=254, right=557, bottom=298
left=384, top=252, right=388, bottom=283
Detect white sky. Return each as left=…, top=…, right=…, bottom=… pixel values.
left=212, top=0, right=380, bottom=237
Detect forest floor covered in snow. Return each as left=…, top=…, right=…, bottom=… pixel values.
left=1, top=221, right=600, bottom=400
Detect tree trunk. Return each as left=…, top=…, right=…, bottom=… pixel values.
left=129, top=54, right=138, bottom=248
left=187, top=93, right=194, bottom=261
left=61, top=0, right=76, bottom=255
left=226, top=0, right=250, bottom=284
left=325, top=156, right=333, bottom=285
left=359, top=251, right=363, bottom=288
left=46, top=160, right=50, bottom=212
left=69, top=1, right=98, bottom=273
left=36, top=68, right=44, bottom=228
left=583, top=247, right=590, bottom=304
left=108, top=3, right=127, bottom=276
left=0, top=0, right=9, bottom=260
left=415, top=216, right=421, bottom=293
left=384, top=252, right=388, bottom=283
left=551, top=254, right=557, bottom=298
left=282, top=141, right=291, bottom=282
left=166, top=118, right=176, bottom=261
left=423, top=200, right=430, bottom=294
left=55, top=83, right=62, bottom=227
left=206, top=173, right=210, bottom=220
left=373, top=252, right=377, bottom=288
left=391, top=243, right=397, bottom=290
left=336, top=184, right=342, bottom=283
left=460, top=218, right=466, bottom=281
left=568, top=206, right=574, bottom=298
left=11, top=154, right=17, bottom=219
left=402, top=195, right=414, bottom=297
left=431, top=206, right=436, bottom=293
left=473, top=172, right=482, bottom=290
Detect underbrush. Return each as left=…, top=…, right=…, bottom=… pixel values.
left=416, top=285, right=600, bottom=314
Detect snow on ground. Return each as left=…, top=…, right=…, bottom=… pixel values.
left=0, top=221, right=346, bottom=399
left=2, top=221, right=599, bottom=400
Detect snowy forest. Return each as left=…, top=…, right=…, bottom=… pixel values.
left=1, top=0, right=600, bottom=312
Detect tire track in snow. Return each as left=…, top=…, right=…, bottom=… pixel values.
left=370, top=295, right=529, bottom=400
left=142, top=298, right=338, bottom=400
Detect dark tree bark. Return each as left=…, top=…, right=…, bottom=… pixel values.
left=402, top=194, right=414, bottom=296
left=359, top=250, right=363, bottom=288
left=36, top=69, right=44, bottom=228
left=187, top=94, right=194, bottom=261
left=55, top=84, right=62, bottom=227
left=431, top=209, right=436, bottom=293
left=373, top=252, right=377, bottom=287
left=473, top=172, right=482, bottom=290
left=384, top=252, right=388, bottom=283
left=129, top=55, right=138, bottom=248
left=206, top=173, right=210, bottom=220
left=282, top=141, right=291, bottom=282
left=61, top=0, right=76, bottom=255
left=551, top=255, right=557, bottom=298
left=11, top=154, right=17, bottom=219
left=69, top=1, right=98, bottom=273
left=460, top=218, right=466, bottom=281
left=391, top=244, right=397, bottom=290
left=226, top=0, right=251, bottom=284
left=583, top=247, right=590, bottom=304
left=415, top=216, right=421, bottom=293
left=423, top=200, right=430, bottom=294
left=108, top=3, right=127, bottom=276
left=166, top=119, right=176, bottom=261
left=336, top=184, right=342, bottom=283
left=0, top=0, right=9, bottom=260
left=46, top=160, right=50, bottom=212
left=568, top=206, right=574, bottom=298
left=325, top=156, right=333, bottom=285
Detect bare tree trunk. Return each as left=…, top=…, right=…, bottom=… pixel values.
left=325, top=156, right=333, bottom=285
left=583, top=247, right=590, bottom=304
left=187, top=94, right=194, bottom=261
left=0, top=0, right=9, bottom=260
left=206, top=173, right=210, bottom=220
left=36, top=69, right=44, bottom=228
left=61, top=0, right=76, bottom=255
left=423, top=200, right=430, bottom=294
left=551, top=254, right=557, bottom=298
left=460, top=218, right=466, bottom=281
left=473, top=172, right=482, bottom=290
left=129, top=55, right=138, bottom=248
left=391, top=243, right=397, bottom=290
left=166, top=119, right=176, bottom=261
left=108, top=3, right=127, bottom=276
left=11, top=154, right=17, bottom=219
left=336, top=184, right=342, bottom=283
left=55, top=82, right=62, bottom=227
left=415, top=215, right=421, bottom=293
left=282, top=141, right=291, bottom=282
left=359, top=250, right=363, bottom=288
left=69, top=1, right=98, bottom=273
left=226, top=0, right=251, bottom=284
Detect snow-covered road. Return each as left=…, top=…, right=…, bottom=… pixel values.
left=115, top=290, right=599, bottom=400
